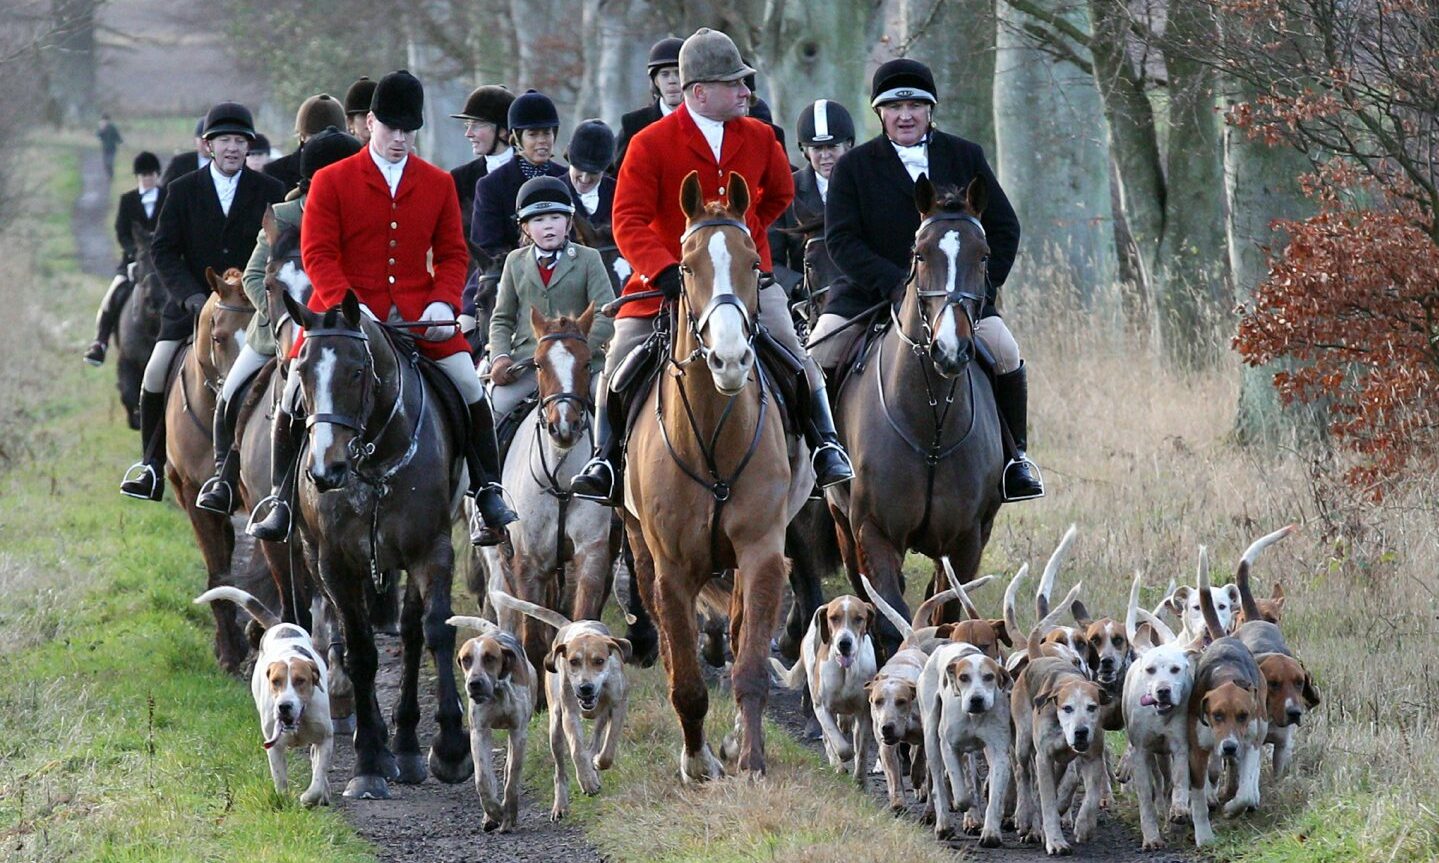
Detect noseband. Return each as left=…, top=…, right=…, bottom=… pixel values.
left=894, top=212, right=987, bottom=362
left=535, top=329, right=594, bottom=427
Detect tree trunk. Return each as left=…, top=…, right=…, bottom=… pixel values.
left=765, top=0, right=885, bottom=148
left=49, top=0, right=97, bottom=126
left=899, top=0, right=996, bottom=155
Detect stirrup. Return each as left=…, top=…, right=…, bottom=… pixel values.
left=570, top=458, right=617, bottom=503
left=1001, top=455, right=1046, bottom=502
left=811, top=441, right=854, bottom=489
left=195, top=476, right=236, bottom=514
left=246, top=495, right=292, bottom=540
left=119, top=462, right=163, bottom=501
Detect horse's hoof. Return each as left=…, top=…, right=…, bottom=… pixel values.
left=428, top=747, right=473, bottom=784
left=394, top=753, right=428, bottom=785
left=373, top=749, right=400, bottom=781
left=343, top=775, right=391, bottom=799
left=331, top=714, right=356, bottom=735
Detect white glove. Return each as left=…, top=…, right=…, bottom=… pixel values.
left=420, top=301, right=456, bottom=341
left=126, top=261, right=138, bottom=282
left=457, top=313, right=477, bottom=334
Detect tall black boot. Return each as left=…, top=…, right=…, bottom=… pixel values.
left=466, top=397, right=519, bottom=547
left=246, top=407, right=304, bottom=541
left=120, top=389, right=167, bottom=501
left=993, top=362, right=1044, bottom=501
left=196, top=389, right=244, bottom=514
left=571, top=372, right=627, bottom=505
left=801, top=366, right=853, bottom=489
left=85, top=278, right=134, bottom=366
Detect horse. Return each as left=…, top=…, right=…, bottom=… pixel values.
left=166, top=268, right=267, bottom=673
left=623, top=171, right=812, bottom=780
left=827, top=176, right=1006, bottom=657
left=279, top=289, right=472, bottom=799
left=481, top=305, right=619, bottom=680
left=114, top=225, right=164, bottom=429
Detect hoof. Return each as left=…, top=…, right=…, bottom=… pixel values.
left=343, top=774, right=391, bottom=799
left=394, top=753, right=428, bottom=785
left=429, top=747, right=473, bottom=784
left=331, top=714, right=356, bottom=735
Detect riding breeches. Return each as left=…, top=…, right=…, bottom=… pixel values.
left=220, top=343, right=270, bottom=403
left=95, top=274, right=129, bottom=327
left=434, top=352, right=486, bottom=405
left=142, top=338, right=182, bottom=393
left=809, top=311, right=1022, bottom=375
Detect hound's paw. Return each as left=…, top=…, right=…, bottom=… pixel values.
left=550, top=802, right=568, bottom=822
left=482, top=817, right=500, bottom=833
left=962, top=813, right=982, bottom=834
left=979, top=829, right=1003, bottom=848
left=300, top=787, right=330, bottom=808
left=1045, top=838, right=1073, bottom=856
left=933, top=821, right=956, bottom=841
left=920, top=802, right=936, bottom=825
left=1020, top=828, right=1042, bottom=845
left=1168, top=804, right=1190, bottom=823
left=1141, top=836, right=1166, bottom=851
left=1222, top=797, right=1256, bottom=818
left=579, top=771, right=602, bottom=796
left=593, top=752, right=614, bottom=771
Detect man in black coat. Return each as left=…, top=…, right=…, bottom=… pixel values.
left=815, top=58, right=1042, bottom=501
left=119, top=101, right=286, bottom=502
left=84, top=151, right=166, bottom=365
left=768, top=98, right=855, bottom=297
left=263, top=93, right=347, bottom=194
left=612, top=36, right=684, bottom=173
left=160, top=117, right=210, bottom=186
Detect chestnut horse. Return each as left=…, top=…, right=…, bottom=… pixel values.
left=624, top=172, right=812, bottom=780
left=828, top=176, right=1006, bottom=657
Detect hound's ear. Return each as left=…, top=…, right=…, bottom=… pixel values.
left=545, top=642, right=567, bottom=674
left=863, top=602, right=877, bottom=633
left=1272, top=583, right=1286, bottom=601
left=812, top=605, right=831, bottom=645
left=1302, top=672, right=1321, bottom=709
left=306, top=660, right=324, bottom=693
left=1031, top=689, right=1054, bottom=711
left=1086, top=641, right=1101, bottom=674
left=934, top=623, right=957, bottom=639
left=529, top=305, right=547, bottom=337
left=456, top=640, right=472, bottom=670
left=726, top=171, right=750, bottom=218
left=943, top=659, right=965, bottom=692
left=577, top=301, right=595, bottom=336
left=991, top=620, right=1013, bottom=647
left=680, top=171, right=704, bottom=221
left=341, top=290, right=362, bottom=328
left=864, top=678, right=878, bottom=694
left=914, top=173, right=935, bottom=216
left=1198, top=692, right=1212, bottom=726
left=1224, top=584, right=1242, bottom=609
left=995, top=664, right=1012, bottom=690
left=1169, top=587, right=1193, bottom=614
left=499, top=643, right=520, bottom=681
left=965, top=176, right=988, bottom=218
left=608, top=637, right=633, bottom=664
left=1096, top=686, right=1113, bottom=707
left=1071, top=599, right=1095, bottom=629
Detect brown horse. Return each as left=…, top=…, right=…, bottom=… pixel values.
left=166, top=268, right=267, bottom=673
left=624, top=172, right=812, bottom=780
left=828, top=176, right=1006, bottom=656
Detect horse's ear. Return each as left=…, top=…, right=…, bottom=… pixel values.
left=262, top=205, right=279, bottom=249
left=915, top=173, right=936, bottom=216
left=529, top=305, right=547, bottom=337
left=204, top=266, right=223, bottom=292
left=965, top=176, right=988, bottom=218
left=281, top=288, right=314, bottom=330
left=727, top=172, right=750, bottom=218
left=341, top=290, right=362, bottom=328
left=577, top=301, right=595, bottom=336
left=680, top=171, right=704, bottom=221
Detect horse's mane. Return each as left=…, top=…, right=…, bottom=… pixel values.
left=700, top=201, right=734, bottom=219
left=932, top=185, right=975, bottom=215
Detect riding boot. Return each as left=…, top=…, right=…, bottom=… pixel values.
left=246, top=407, right=304, bottom=541
left=466, top=397, right=519, bottom=547
left=196, top=391, right=243, bottom=514
left=85, top=278, right=133, bottom=366
left=119, top=389, right=167, bottom=501
left=993, top=362, right=1044, bottom=501
left=801, top=366, right=854, bottom=489
left=571, top=372, right=627, bottom=505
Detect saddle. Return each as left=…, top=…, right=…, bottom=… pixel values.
left=495, top=389, right=540, bottom=466
left=386, top=325, right=471, bottom=454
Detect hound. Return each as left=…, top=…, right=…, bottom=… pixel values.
left=447, top=615, right=537, bottom=833
left=1009, top=527, right=1086, bottom=679
left=1233, top=525, right=1297, bottom=627
left=490, top=590, right=630, bottom=822
left=770, top=595, right=878, bottom=781
left=1121, top=573, right=1200, bottom=850
left=194, top=587, right=331, bottom=807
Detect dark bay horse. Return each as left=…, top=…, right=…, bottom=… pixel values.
left=115, top=225, right=163, bottom=429
left=828, top=176, right=1006, bottom=656
left=280, top=290, right=471, bottom=799
left=624, top=172, right=811, bottom=780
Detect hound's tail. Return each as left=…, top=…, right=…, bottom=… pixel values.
left=768, top=655, right=807, bottom=690
left=860, top=573, right=918, bottom=642
left=490, top=589, right=572, bottom=631
left=446, top=615, right=499, bottom=635
left=939, top=558, right=996, bottom=621
left=1236, top=524, right=1298, bottom=622
left=1026, top=581, right=1083, bottom=661
left=1003, top=563, right=1030, bottom=646
left=194, top=587, right=280, bottom=630
left=1196, top=548, right=1226, bottom=642
left=1035, top=523, right=1079, bottom=617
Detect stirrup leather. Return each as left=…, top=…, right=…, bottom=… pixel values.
left=1001, top=454, right=1045, bottom=502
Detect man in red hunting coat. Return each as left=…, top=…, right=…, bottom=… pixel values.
left=246, top=70, right=518, bottom=547
left=570, top=27, right=853, bottom=504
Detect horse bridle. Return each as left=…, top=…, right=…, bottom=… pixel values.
left=892, top=212, right=988, bottom=363
left=534, top=330, right=595, bottom=432
left=205, top=300, right=254, bottom=393
left=298, top=325, right=421, bottom=480
left=675, top=217, right=760, bottom=366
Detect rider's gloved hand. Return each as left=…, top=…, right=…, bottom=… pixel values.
left=183, top=292, right=207, bottom=314
left=420, top=301, right=456, bottom=341
left=489, top=354, right=518, bottom=386
left=653, top=264, right=682, bottom=301
left=457, top=313, right=477, bottom=334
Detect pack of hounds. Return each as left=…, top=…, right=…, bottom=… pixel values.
left=195, top=522, right=1314, bottom=852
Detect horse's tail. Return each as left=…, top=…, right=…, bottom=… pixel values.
left=768, top=655, right=807, bottom=690
left=1237, top=524, right=1297, bottom=622
left=490, top=589, right=572, bottom=630
left=1034, top=523, right=1078, bottom=618
left=446, top=615, right=499, bottom=636
left=860, top=573, right=914, bottom=642
left=195, top=587, right=280, bottom=630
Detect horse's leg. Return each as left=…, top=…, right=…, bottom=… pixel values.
left=391, top=577, right=427, bottom=784
left=730, top=541, right=787, bottom=776
left=855, top=521, right=908, bottom=658
left=179, top=478, right=247, bottom=673
left=418, top=539, right=472, bottom=784
left=324, top=556, right=395, bottom=799
left=618, top=529, right=659, bottom=667
left=781, top=509, right=826, bottom=661
left=513, top=557, right=553, bottom=706
left=313, top=592, right=354, bottom=734
left=569, top=536, right=610, bottom=623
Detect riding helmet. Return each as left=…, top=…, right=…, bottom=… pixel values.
left=797, top=99, right=856, bottom=146
left=508, top=89, right=560, bottom=132
left=869, top=58, right=938, bottom=108
left=343, top=76, right=377, bottom=117
left=647, top=36, right=684, bottom=74
left=132, top=151, right=161, bottom=176
left=515, top=176, right=574, bottom=222
left=450, top=85, right=515, bottom=128
left=300, top=126, right=362, bottom=180
left=370, top=70, right=425, bottom=132
left=565, top=119, right=615, bottom=173
left=249, top=133, right=271, bottom=157
left=193, top=116, right=206, bottom=138
left=679, top=28, right=754, bottom=88
left=295, top=93, right=346, bottom=138
left=202, top=101, right=257, bottom=141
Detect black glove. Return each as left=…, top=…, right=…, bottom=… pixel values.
left=183, top=292, right=207, bottom=314
left=653, top=264, right=682, bottom=301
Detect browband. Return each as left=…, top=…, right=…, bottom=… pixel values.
left=680, top=217, right=751, bottom=244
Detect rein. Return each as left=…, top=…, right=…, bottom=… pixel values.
left=528, top=328, right=595, bottom=590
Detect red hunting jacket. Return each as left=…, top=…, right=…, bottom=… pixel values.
left=299, top=148, right=470, bottom=358
left=612, top=103, right=794, bottom=319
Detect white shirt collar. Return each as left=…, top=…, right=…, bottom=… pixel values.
left=484, top=147, right=514, bottom=173
left=890, top=138, right=929, bottom=182
left=209, top=162, right=240, bottom=216
left=577, top=185, right=600, bottom=215
left=368, top=144, right=408, bottom=197
left=198, top=153, right=211, bottom=170
left=814, top=171, right=830, bottom=203
left=659, top=98, right=676, bottom=117
left=689, top=109, right=725, bottom=163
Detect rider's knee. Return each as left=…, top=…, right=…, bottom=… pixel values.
left=142, top=339, right=180, bottom=392
left=975, top=316, right=1021, bottom=375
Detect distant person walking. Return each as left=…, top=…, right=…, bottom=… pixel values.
left=97, top=114, right=123, bottom=178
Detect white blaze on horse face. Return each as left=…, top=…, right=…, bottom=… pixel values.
left=310, top=347, right=338, bottom=456
left=933, top=229, right=963, bottom=364
left=277, top=260, right=311, bottom=301
left=547, top=340, right=581, bottom=448
left=703, top=231, right=752, bottom=393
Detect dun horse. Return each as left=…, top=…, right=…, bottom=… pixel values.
left=624, top=172, right=811, bottom=780
left=828, top=176, right=1005, bottom=655
left=280, top=290, right=471, bottom=799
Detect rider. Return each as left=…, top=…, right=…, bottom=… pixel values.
left=342, top=76, right=377, bottom=145
left=488, top=176, right=615, bottom=426
left=84, top=151, right=165, bottom=366
left=194, top=126, right=363, bottom=516
left=246, top=70, right=519, bottom=547
left=613, top=36, right=685, bottom=173
left=160, top=117, right=210, bottom=186
left=119, top=102, right=286, bottom=502
left=767, top=99, right=855, bottom=298
left=449, top=85, right=516, bottom=347
left=263, top=93, right=347, bottom=194
left=570, top=27, right=853, bottom=504
left=561, top=119, right=617, bottom=228
left=245, top=134, right=272, bottom=172
left=815, top=58, right=1042, bottom=501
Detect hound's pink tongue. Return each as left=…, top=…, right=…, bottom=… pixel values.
left=262, top=729, right=284, bottom=750
left=838, top=654, right=854, bottom=669
left=1140, top=694, right=1157, bottom=707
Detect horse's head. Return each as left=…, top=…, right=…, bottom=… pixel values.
left=678, top=170, right=759, bottom=396
left=282, top=290, right=377, bottom=492
left=530, top=304, right=595, bottom=450
left=130, top=225, right=164, bottom=315
left=905, top=175, right=990, bottom=379
left=199, top=267, right=254, bottom=385
left=575, top=213, right=629, bottom=295
left=263, top=207, right=310, bottom=358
